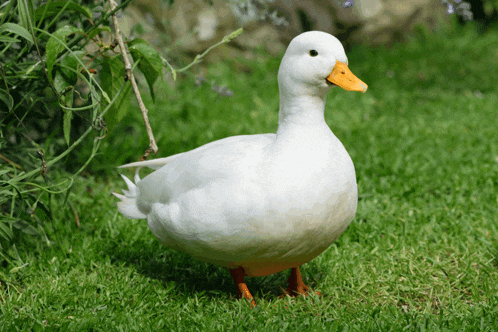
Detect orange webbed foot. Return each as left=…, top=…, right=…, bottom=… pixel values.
left=229, top=266, right=256, bottom=307
left=278, top=266, right=319, bottom=299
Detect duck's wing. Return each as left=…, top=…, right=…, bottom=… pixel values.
left=119, top=152, right=186, bottom=170
left=135, top=134, right=275, bottom=203
left=118, top=133, right=273, bottom=171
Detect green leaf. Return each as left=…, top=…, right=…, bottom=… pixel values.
left=12, top=219, right=40, bottom=236
left=53, top=54, right=78, bottom=147
left=34, top=1, right=92, bottom=21
left=0, top=168, right=14, bottom=176
left=9, top=263, right=29, bottom=274
left=59, top=50, right=86, bottom=86
left=0, top=189, right=16, bottom=202
left=101, top=90, right=111, bottom=104
left=223, top=27, right=244, bottom=42
left=0, top=35, right=20, bottom=43
left=0, top=22, right=34, bottom=44
left=53, top=68, right=75, bottom=101
left=128, top=41, right=162, bottom=102
left=46, top=26, right=84, bottom=83
left=127, top=38, right=148, bottom=46
left=0, top=219, right=14, bottom=242
left=63, top=108, right=73, bottom=146
left=87, top=26, right=111, bottom=42
left=54, top=68, right=75, bottom=146
left=100, top=56, right=132, bottom=131
left=17, top=0, right=35, bottom=34
left=88, top=81, right=101, bottom=119
left=0, top=89, right=14, bottom=111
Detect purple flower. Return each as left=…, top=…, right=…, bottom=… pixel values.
left=344, top=1, right=354, bottom=8
left=447, top=3, right=454, bottom=14
left=443, top=1, right=473, bottom=20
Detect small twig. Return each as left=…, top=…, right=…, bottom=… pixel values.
left=178, top=28, right=243, bottom=73
left=139, top=147, right=153, bottom=162
left=69, top=201, right=80, bottom=227
left=109, top=0, right=158, bottom=158
left=162, top=28, right=244, bottom=80
left=0, top=153, right=23, bottom=170
left=162, top=57, right=176, bottom=81
left=279, top=285, right=288, bottom=296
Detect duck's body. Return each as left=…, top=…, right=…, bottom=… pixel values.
left=115, top=31, right=367, bottom=304
left=126, top=122, right=356, bottom=277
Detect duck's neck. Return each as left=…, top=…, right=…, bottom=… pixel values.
left=276, top=92, right=328, bottom=137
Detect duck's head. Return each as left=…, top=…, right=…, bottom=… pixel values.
left=278, top=31, right=367, bottom=98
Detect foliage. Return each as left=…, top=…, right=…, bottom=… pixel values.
left=0, top=0, right=132, bottom=252
left=0, top=0, right=242, bottom=252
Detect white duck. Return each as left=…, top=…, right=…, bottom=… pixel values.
left=114, top=31, right=367, bottom=306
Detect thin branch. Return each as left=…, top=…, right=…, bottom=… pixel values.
left=69, top=201, right=80, bottom=228
left=109, top=0, right=158, bottom=159
left=162, top=57, right=176, bottom=81
left=177, top=28, right=243, bottom=73
left=0, top=153, right=23, bottom=170
left=162, top=28, right=244, bottom=80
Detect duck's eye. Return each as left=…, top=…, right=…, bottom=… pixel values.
left=309, top=50, right=318, bottom=57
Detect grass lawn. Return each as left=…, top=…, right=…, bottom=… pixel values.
left=1, top=23, right=498, bottom=331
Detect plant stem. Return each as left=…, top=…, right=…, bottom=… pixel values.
left=175, top=28, right=244, bottom=74
left=109, top=0, right=158, bottom=159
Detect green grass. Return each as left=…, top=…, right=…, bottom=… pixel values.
left=1, top=22, right=498, bottom=331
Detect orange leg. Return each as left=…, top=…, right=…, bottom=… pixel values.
left=229, top=266, right=256, bottom=307
left=280, top=266, right=310, bottom=297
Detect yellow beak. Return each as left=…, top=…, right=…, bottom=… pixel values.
left=326, top=60, right=368, bottom=93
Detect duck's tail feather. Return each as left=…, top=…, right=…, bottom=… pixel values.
left=113, top=168, right=147, bottom=219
